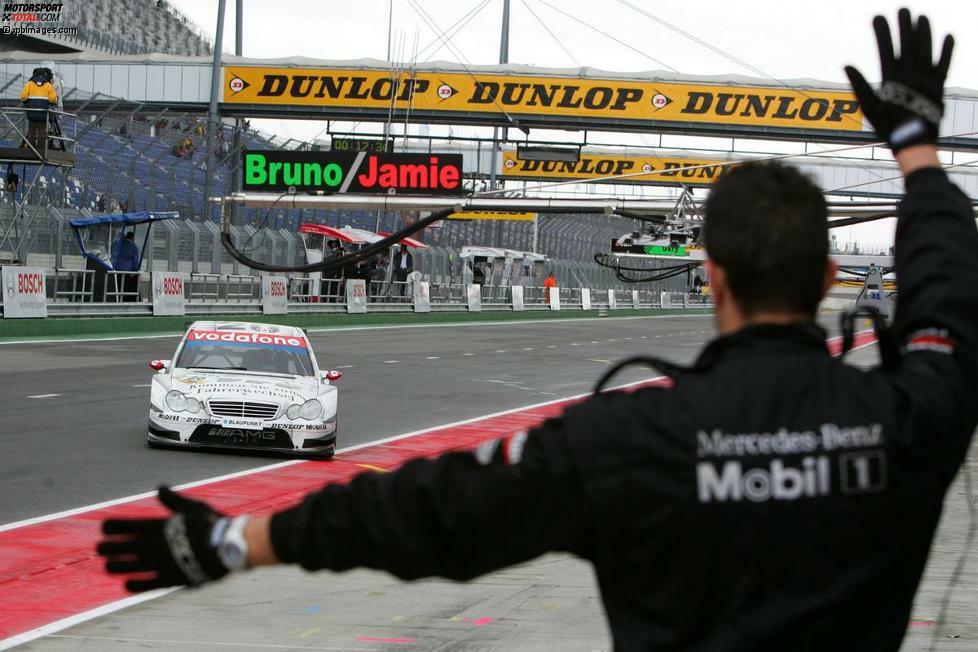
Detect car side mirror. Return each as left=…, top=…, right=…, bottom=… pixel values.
left=324, top=370, right=343, bottom=382
left=149, top=359, right=168, bottom=372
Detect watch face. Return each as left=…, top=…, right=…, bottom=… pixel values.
left=219, top=541, right=245, bottom=569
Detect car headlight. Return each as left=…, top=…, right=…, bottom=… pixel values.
left=165, top=391, right=201, bottom=414
left=286, top=399, right=322, bottom=420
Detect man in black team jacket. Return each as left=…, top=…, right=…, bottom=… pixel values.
left=99, top=11, right=978, bottom=651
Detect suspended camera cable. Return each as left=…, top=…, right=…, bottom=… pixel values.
left=536, top=0, right=678, bottom=72
left=405, top=0, right=528, bottom=133
left=401, top=28, right=421, bottom=149
left=521, top=0, right=580, bottom=67
left=222, top=206, right=457, bottom=274
left=615, top=0, right=873, bottom=139
left=238, top=191, right=293, bottom=255
left=826, top=154, right=978, bottom=194
left=416, top=0, right=494, bottom=62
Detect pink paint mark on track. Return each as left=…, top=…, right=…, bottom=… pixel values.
left=0, top=331, right=875, bottom=643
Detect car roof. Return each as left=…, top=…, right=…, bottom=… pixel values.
left=185, top=321, right=306, bottom=338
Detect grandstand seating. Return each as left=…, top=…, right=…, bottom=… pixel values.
left=0, top=109, right=635, bottom=263
left=55, top=0, right=212, bottom=56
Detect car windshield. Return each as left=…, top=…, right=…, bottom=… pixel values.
left=175, top=329, right=315, bottom=377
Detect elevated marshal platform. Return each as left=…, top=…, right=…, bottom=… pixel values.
left=0, top=147, right=75, bottom=167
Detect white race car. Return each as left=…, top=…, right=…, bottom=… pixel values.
left=147, top=321, right=341, bottom=458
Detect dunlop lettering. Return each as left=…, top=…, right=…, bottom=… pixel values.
left=501, top=151, right=728, bottom=186
left=225, top=66, right=864, bottom=132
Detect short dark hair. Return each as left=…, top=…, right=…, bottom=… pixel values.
left=704, top=161, right=828, bottom=316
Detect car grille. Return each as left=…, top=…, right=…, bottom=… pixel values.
left=190, top=425, right=292, bottom=449
left=207, top=400, right=279, bottom=419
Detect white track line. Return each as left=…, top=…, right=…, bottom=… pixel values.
left=0, top=374, right=664, bottom=535
left=27, top=394, right=60, bottom=399
left=0, top=313, right=712, bottom=346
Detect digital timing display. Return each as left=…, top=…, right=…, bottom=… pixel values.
left=330, top=138, right=393, bottom=153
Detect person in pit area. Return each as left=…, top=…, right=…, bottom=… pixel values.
left=99, top=11, right=977, bottom=651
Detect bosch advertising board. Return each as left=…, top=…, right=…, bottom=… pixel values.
left=152, top=271, right=186, bottom=316
left=243, top=150, right=465, bottom=196
left=261, top=275, right=288, bottom=315
left=1, top=266, right=47, bottom=318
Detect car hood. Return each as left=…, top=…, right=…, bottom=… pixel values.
left=170, top=371, right=318, bottom=405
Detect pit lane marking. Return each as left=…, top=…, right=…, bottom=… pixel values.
left=463, top=353, right=475, bottom=356
left=425, top=356, right=441, bottom=360
left=131, top=384, right=152, bottom=388
left=383, top=360, right=399, bottom=364
left=335, top=365, right=354, bottom=369
left=27, top=394, right=60, bottom=399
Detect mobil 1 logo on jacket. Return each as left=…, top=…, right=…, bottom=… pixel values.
left=695, top=423, right=886, bottom=503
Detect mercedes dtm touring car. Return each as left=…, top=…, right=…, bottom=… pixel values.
left=147, top=321, right=341, bottom=458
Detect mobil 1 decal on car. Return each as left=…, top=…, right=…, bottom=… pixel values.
left=242, top=150, right=465, bottom=195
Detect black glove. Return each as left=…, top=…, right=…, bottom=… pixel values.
left=844, top=9, right=953, bottom=152
left=97, top=487, right=231, bottom=592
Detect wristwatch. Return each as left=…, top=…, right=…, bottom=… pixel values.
left=216, top=515, right=251, bottom=571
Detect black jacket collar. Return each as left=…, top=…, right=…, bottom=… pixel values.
left=693, top=322, right=829, bottom=370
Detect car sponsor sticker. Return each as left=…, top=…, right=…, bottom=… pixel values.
left=221, top=416, right=265, bottom=430
left=186, top=330, right=307, bottom=349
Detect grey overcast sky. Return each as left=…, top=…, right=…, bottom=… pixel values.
left=168, top=0, right=977, bottom=247
left=168, top=1, right=977, bottom=86
left=168, top=0, right=978, bottom=146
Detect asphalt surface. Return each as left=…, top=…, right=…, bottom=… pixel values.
left=0, top=314, right=716, bottom=524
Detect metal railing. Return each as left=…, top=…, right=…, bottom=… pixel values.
left=51, top=268, right=94, bottom=303
left=3, top=268, right=712, bottom=317
left=103, top=270, right=141, bottom=303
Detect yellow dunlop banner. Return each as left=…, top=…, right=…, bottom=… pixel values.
left=501, top=151, right=729, bottom=185
left=223, top=67, right=863, bottom=132
left=449, top=211, right=537, bottom=221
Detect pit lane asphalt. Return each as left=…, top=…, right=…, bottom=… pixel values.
left=0, top=314, right=720, bottom=524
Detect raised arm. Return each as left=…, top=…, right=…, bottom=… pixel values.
left=846, top=11, right=978, bottom=457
